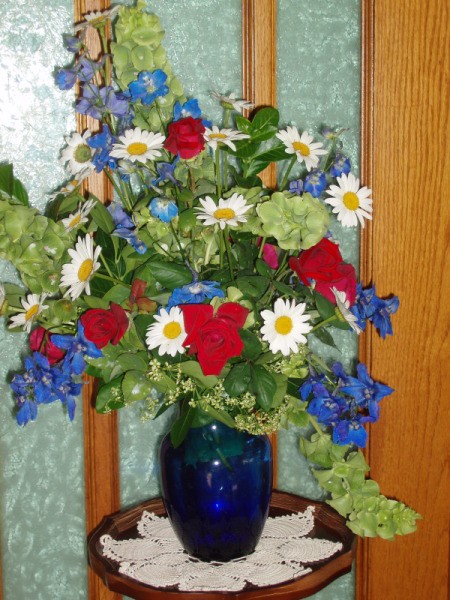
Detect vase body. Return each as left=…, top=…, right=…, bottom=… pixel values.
left=159, top=420, right=272, bottom=562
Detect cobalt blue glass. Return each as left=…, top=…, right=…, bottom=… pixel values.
left=159, top=420, right=273, bottom=562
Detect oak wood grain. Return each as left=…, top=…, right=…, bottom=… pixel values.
left=358, top=0, right=450, bottom=598
left=74, top=2, right=121, bottom=600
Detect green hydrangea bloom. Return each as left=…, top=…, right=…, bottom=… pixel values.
left=257, top=191, right=329, bottom=250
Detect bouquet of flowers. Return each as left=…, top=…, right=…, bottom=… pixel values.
left=0, top=1, right=419, bottom=539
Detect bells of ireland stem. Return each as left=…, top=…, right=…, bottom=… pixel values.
left=257, top=191, right=329, bottom=251
left=111, top=1, right=186, bottom=129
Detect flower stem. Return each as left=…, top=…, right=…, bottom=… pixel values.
left=223, top=226, right=235, bottom=281
left=169, top=221, right=187, bottom=262
left=279, top=156, right=297, bottom=191
left=258, top=237, right=267, bottom=259
left=309, top=314, right=337, bottom=333
left=215, top=146, right=222, bottom=198
left=95, top=271, right=130, bottom=287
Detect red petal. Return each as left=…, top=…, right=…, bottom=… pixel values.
left=216, top=303, right=249, bottom=328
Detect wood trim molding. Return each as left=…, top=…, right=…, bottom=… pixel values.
left=356, top=1, right=375, bottom=598
left=242, top=0, right=278, bottom=486
left=74, top=2, right=121, bottom=599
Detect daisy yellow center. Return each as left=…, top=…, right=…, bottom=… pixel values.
left=343, top=191, right=360, bottom=211
left=127, top=142, right=148, bottom=156
left=78, top=259, right=94, bottom=282
left=68, top=214, right=82, bottom=228
left=74, top=144, right=92, bottom=164
left=274, top=316, right=293, bottom=335
left=209, top=133, right=228, bottom=140
left=163, top=321, right=182, bottom=339
left=213, top=208, right=236, bottom=220
left=25, top=304, right=39, bottom=321
left=292, top=142, right=310, bottom=156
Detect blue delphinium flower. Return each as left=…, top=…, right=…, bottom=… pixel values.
left=304, top=170, right=327, bottom=197
left=77, top=56, right=104, bottom=83
left=88, top=125, right=117, bottom=172
left=152, top=158, right=181, bottom=188
left=167, top=280, right=225, bottom=309
left=149, top=197, right=178, bottom=222
left=77, top=85, right=131, bottom=120
left=174, top=99, right=201, bottom=120
left=107, top=203, right=147, bottom=254
left=128, top=70, right=169, bottom=105
left=55, top=68, right=78, bottom=90
left=52, top=322, right=102, bottom=375
left=63, top=32, right=84, bottom=53
left=289, top=179, right=304, bottom=196
left=333, top=362, right=393, bottom=417
left=333, top=419, right=367, bottom=447
left=54, top=360, right=83, bottom=421
left=330, top=154, right=351, bottom=177
left=350, top=284, right=400, bottom=339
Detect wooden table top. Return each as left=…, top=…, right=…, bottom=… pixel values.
left=88, top=490, right=355, bottom=600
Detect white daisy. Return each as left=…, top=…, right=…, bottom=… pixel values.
left=195, top=193, right=251, bottom=230
left=324, top=172, right=373, bottom=228
left=48, top=172, right=91, bottom=201
left=204, top=126, right=250, bottom=152
left=211, top=91, right=254, bottom=114
left=260, top=298, right=312, bottom=356
left=275, top=126, right=326, bottom=171
left=9, top=293, right=49, bottom=333
left=331, top=287, right=362, bottom=334
left=110, top=128, right=165, bottom=164
left=61, top=200, right=95, bottom=232
left=74, top=6, right=120, bottom=32
left=146, top=306, right=187, bottom=357
left=60, top=235, right=101, bottom=300
left=60, top=131, right=95, bottom=176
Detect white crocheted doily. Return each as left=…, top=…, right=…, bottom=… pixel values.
left=100, top=506, right=343, bottom=592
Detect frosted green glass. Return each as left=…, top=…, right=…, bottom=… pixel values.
left=0, top=2, right=88, bottom=599
left=277, top=1, right=360, bottom=598
left=117, top=0, right=243, bottom=509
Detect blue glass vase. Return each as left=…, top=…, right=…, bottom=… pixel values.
left=159, top=420, right=273, bottom=562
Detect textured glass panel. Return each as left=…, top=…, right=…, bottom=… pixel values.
left=0, top=2, right=88, bottom=599
left=277, top=1, right=360, bottom=598
left=117, top=0, right=243, bottom=508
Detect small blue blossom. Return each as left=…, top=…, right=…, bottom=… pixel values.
left=149, top=197, right=178, bottom=223
left=107, top=203, right=148, bottom=254
left=55, top=68, right=78, bottom=90
left=174, top=99, right=202, bottom=120
left=152, top=158, right=181, bottom=188
left=350, top=284, right=400, bottom=339
left=52, top=322, right=103, bottom=375
left=77, top=56, right=104, bottom=83
left=77, top=85, right=131, bottom=120
left=63, top=33, right=84, bottom=53
left=167, top=280, right=225, bottom=309
left=330, top=154, right=351, bottom=178
left=304, top=170, right=327, bottom=197
left=333, top=419, right=367, bottom=447
left=128, top=70, right=169, bottom=105
left=88, top=125, right=117, bottom=172
left=289, top=179, right=304, bottom=196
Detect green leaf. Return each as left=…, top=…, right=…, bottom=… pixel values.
left=235, top=275, right=269, bottom=298
left=170, top=405, right=195, bottom=447
left=0, top=163, right=14, bottom=196
left=312, top=327, right=339, bottom=349
left=96, top=376, right=125, bottom=413
left=251, top=144, right=288, bottom=163
left=122, top=369, right=156, bottom=403
left=90, top=200, right=115, bottom=233
left=239, top=329, right=263, bottom=360
left=314, top=291, right=336, bottom=319
left=12, top=177, right=29, bottom=206
left=251, top=107, right=279, bottom=130
left=250, top=365, right=277, bottom=411
left=223, top=363, right=252, bottom=396
left=146, top=259, right=192, bottom=290
left=103, top=284, right=131, bottom=304
left=235, top=115, right=252, bottom=133
left=200, top=404, right=236, bottom=429
left=255, top=258, right=273, bottom=278
left=178, top=361, right=218, bottom=389
left=231, top=140, right=261, bottom=160
left=273, top=280, right=297, bottom=297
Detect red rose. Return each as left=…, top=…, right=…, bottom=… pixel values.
left=80, top=303, right=129, bottom=349
left=289, top=238, right=356, bottom=305
left=164, top=117, right=206, bottom=159
left=181, top=303, right=249, bottom=376
left=30, top=326, right=66, bottom=365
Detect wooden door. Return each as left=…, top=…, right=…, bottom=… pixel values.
left=357, top=0, right=450, bottom=598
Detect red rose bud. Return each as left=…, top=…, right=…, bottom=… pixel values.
left=289, top=238, right=356, bottom=305
left=181, top=303, right=249, bottom=376
left=164, top=117, right=206, bottom=159
left=129, top=278, right=148, bottom=309
left=29, top=326, right=65, bottom=365
left=80, top=303, right=129, bottom=349
left=262, top=243, right=279, bottom=269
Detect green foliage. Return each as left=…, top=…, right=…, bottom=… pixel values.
left=0, top=163, right=29, bottom=206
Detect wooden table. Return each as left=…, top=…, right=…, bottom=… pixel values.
left=88, top=490, right=355, bottom=600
